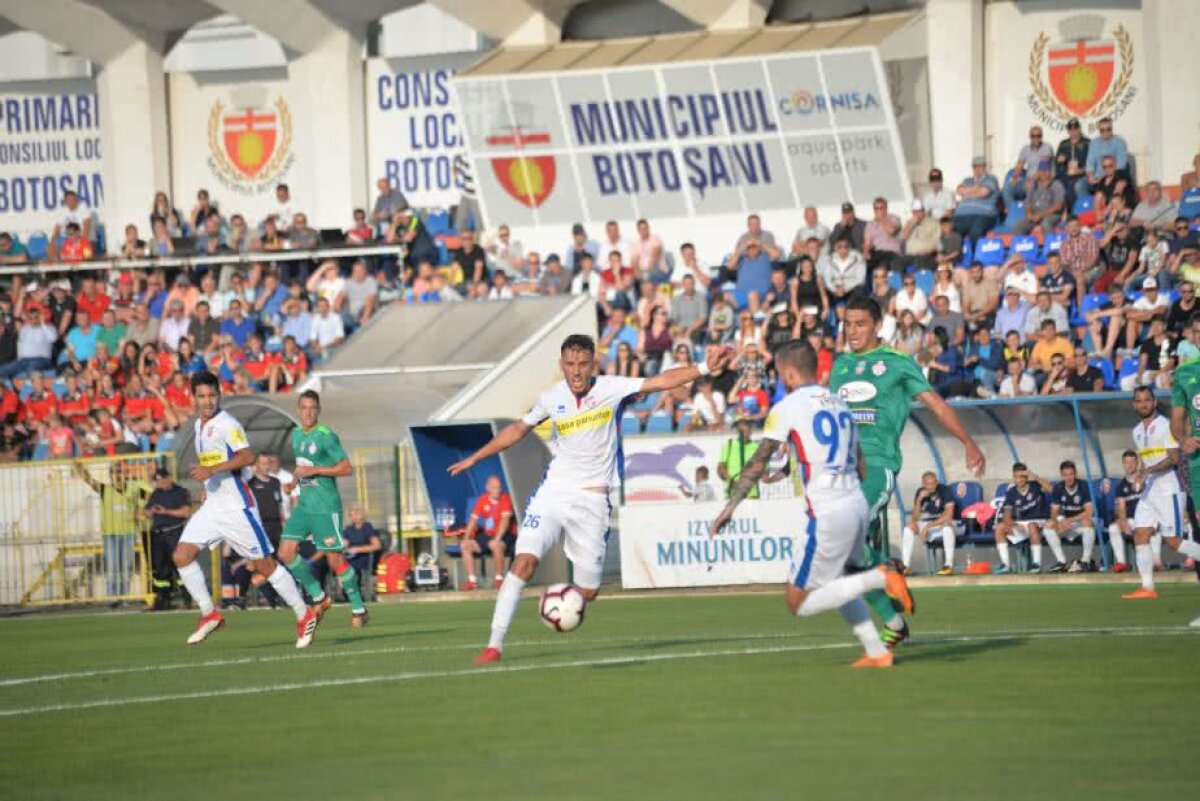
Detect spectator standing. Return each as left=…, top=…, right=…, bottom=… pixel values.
left=632, top=219, right=667, bottom=280
left=372, top=177, right=408, bottom=232
left=1166, top=282, right=1196, bottom=337
left=830, top=203, right=866, bottom=252
left=143, top=467, right=190, bottom=609
left=74, top=459, right=150, bottom=598
left=50, top=190, right=94, bottom=257
left=1054, top=118, right=1091, bottom=205
left=669, top=274, right=708, bottom=344
left=1041, top=253, right=1075, bottom=308
left=790, top=206, right=830, bottom=257
left=953, top=156, right=1000, bottom=241
left=308, top=298, right=345, bottom=362
left=1060, top=217, right=1100, bottom=298
left=717, top=417, right=759, bottom=500
left=1002, top=126, right=1054, bottom=209
left=267, top=184, right=296, bottom=231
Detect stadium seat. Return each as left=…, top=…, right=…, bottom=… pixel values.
left=995, top=200, right=1025, bottom=235
left=1090, top=478, right=1117, bottom=528
left=913, top=269, right=934, bottom=296
left=1117, top=358, right=1139, bottom=389
left=973, top=236, right=1007, bottom=267
left=888, top=272, right=902, bottom=292
left=425, top=210, right=451, bottom=237
left=26, top=233, right=48, bottom=261
left=644, top=412, right=673, bottom=434
left=1163, top=289, right=1180, bottom=306
left=1179, top=186, right=1200, bottom=221
left=619, top=413, right=640, bottom=436
left=957, top=238, right=973, bottom=268
left=631, top=392, right=660, bottom=412
left=1009, top=235, right=1040, bottom=264
left=1042, top=231, right=1065, bottom=261
left=1072, top=194, right=1097, bottom=226
left=1089, top=358, right=1118, bottom=391
left=1074, top=293, right=1108, bottom=334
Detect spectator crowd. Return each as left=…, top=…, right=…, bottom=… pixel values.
left=2, top=116, right=1199, bottom=460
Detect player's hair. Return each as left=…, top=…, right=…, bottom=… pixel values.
left=1059, top=460, right=1076, bottom=472
left=299, top=389, right=320, bottom=407
left=1012, top=462, right=1028, bottom=473
left=1122, top=449, right=1137, bottom=459
left=696, top=466, right=709, bottom=478
left=190, top=371, right=220, bottom=393
left=773, top=339, right=818, bottom=377
left=1132, top=385, right=1154, bottom=399
left=922, top=471, right=937, bottom=481
left=561, top=334, right=595, bottom=355
left=844, top=295, right=882, bottom=323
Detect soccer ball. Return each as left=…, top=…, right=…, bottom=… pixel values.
left=539, top=583, right=587, bottom=632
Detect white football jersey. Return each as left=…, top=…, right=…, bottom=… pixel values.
left=1133, top=414, right=1181, bottom=495
left=523, top=375, right=645, bottom=490
left=763, top=384, right=862, bottom=506
left=194, top=409, right=256, bottom=509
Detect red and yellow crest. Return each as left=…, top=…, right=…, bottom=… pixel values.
left=486, top=130, right=556, bottom=208
left=1028, top=16, right=1134, bottom=124
left=207, top=93, right=294, bottom=193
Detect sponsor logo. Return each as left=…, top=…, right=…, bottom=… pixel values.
left=778, top=90, right=879, bottom=116
left=871, top=361, right=886, bottom=377
left=854, top=362, right=866, bottom=375
left=850, top=408, right=877, bottom=425
left=838, top=381, right=878, bottom=403
left=554, top=406, right=613, bottom=437
left=486, top=128, right=556, bottom=208
left=1192, top=395, right=1200, bottom=411
left=1027, top=15, right=1135, bottom=129
left=207, top=88, right=295, bottom=194
left=323, top=536, right=337, bottom=547
left=198, top=451, right=223, bottom=467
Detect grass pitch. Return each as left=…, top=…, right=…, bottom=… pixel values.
left=1, top=583, right=1198, bottom=801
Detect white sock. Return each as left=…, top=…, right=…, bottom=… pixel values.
left=1151, top=534, right=1163, bottom=566
left=1135, top=543, right=1155, bottom=590
left=1031, top=542, right=1043, bottom=566
left=1081, top=528, right=1096, bottom=563
left=1177, top=539, right=1200, bottom=560
left=997, top=541, right=1011, bottom=567
left=268, top=565, right=308, bottom=620
left=178, top=561, right=214, bottom=616
left=488, top=572, right=527, bottom=650
left=1044, top=529, right=1066, bottom=564
left=1109, top=526, right=1126, bottom=564
left=900, top=528, right=915, bottom=569
left=839, top=598, right=888, bottom=659
left=942, top=529, right=956, bottom=569
left=796, top=569, right=886, bottom=617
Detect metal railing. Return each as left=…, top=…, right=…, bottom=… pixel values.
left=0, top=452, right=177, bottom=607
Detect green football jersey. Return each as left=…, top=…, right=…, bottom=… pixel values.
left=1171, top=356, right=1200, bottom=459
left=830, top=346, right=932, bottom=473
left=291, top=423, right=347, bottom=512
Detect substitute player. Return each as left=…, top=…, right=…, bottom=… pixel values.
left=1042, top=460, right=1097, bottom=572
left=172, top=371, right=317, bottom=647
left=831, top=296, right=985, bottom=646
left=1123, top=386, right=1200, bottom=599
left=276, top=391, right=368, bottom=628
left=712, top=340, right=914, bottom=668
left=899, top=472, right=957, bottom=576
left=448, top=334, right=731, bottom=664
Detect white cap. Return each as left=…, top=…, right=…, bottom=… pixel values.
left=911, top=199, right=925, bottom=212
left=1142, top=277, right=1158, bottom=289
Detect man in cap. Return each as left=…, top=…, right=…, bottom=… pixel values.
left=953, top=156, right=1001, bottom=241
left=902, top=200, right=940, bottom=272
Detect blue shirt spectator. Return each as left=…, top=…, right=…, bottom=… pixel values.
left=955, top=165, right=1001, bottom=218
left=64, top=320, right=99, bottom=361
left=220, top=314, right=256, bottom=348
left=993, top=291, right=1031, bottom=342
left=734, top=242, right=772, bottom=302
left=1086, top=125, right=1129, bottom=177
left=282, top=308, right=312, bottom=348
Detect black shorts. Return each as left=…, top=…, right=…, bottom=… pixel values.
left=472, top=532, right=516, bottom=555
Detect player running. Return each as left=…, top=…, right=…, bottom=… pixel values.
left=830, top=296, right=985, bottom=647
left=712, top=340, right=914, bottom=668
left=276, top=390, right=368, bottom=628
left=448, top=334, right=731, bottom=665
left=1123, top=386, right=1200, bottom=599
left=171, top=371, right=317, bottom=647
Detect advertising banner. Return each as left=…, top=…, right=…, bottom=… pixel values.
left=0, top=79, right=105, bottom=236
left=621, top=432, right=795, bottom=504
left=619, top=498, right=806, bottom=589
left=366, top=53, right=476, bottom=208
left=453, top=48, right=909, bottom=230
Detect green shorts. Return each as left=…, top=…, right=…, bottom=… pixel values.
left=860, top=466, right=897, bottom=520
left=282, top=507, right=345, bottom=551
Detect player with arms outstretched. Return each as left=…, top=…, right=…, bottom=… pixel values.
left=712, top=340, right=915, bottom=668
left=276, top=390, right=369, bottom=628
left=830, top=296, right=985, bottom=647
left=171, top=371, right=318, bottom=647
left=1122, top=386, right=1200, bottom=600
left=449, top=334, right=731, bottom=664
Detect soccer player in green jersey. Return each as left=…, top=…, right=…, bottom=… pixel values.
left=831, top=296, right=985, bottom=646
left=1171, top=355, right=1200, bottom=584
left=278, top=390, right=368, bottom=628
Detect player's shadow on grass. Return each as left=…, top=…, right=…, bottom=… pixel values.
left=901, top=635, right=1024, bottom=663
left=242, top=628, right=455, bottom=649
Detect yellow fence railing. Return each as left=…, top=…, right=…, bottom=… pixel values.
left=350, top=442, right=433, bottom=547
left=0, top=452, right=177, bottom=608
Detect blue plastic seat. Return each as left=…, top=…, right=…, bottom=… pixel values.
left=619, top=413, right=640, bottom=436
left=956, top=238, right=973, bottom=268
left=26, top=233, right=48, bottom=261
left=1009, top=235, right=1040, bottom=264
left=1178, top=186, right=1200, bottom=221
left=995, top=200, right=1025, bottom=234
left=888, top=272, right=902, bottom=292
left=1089, top=358, right=1117, bottom=390
left=973, top=236, right=1007, bottom=267
left=1072, top=194, right=1095, bottom=217
left=644, top=412, right=673, bottom=434
left=1042, top=231, right=1065, bottom=260
left=913, top=269, right=934, bottom=296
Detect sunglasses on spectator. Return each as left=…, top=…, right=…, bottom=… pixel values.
left=903, top=280, right=915, bottom=286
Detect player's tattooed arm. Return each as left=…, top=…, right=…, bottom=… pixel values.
left=711, top=439, right=779, bottom=537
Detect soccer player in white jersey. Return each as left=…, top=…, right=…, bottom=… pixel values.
left=712, top=340, right=914, bottom=668
left=171, top=371, right=318, bottom=647
left=1122, top=386, right=1200, bottom=599
left=449, top=334, right=731, bottom=664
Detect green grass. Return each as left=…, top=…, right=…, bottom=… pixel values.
left=1, top=584, right=1198, bottom=801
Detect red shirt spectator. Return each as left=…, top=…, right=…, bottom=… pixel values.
left=124, top=389, right=164, bottom=425
left=88, top=354, right=121, bottom=381
left=164, top=374, right=194, bottom=416
left=22, top=389, right=58, bottom=426
left=280, top=348, right=307, bottom=383
left=0, top=386, right=19, bottom=423
left=47, top=419, right=76, bottom=458
left=75, top=288, right=111, bottom=321
left=156, top=350, right=175, bottom=380
left=60, top=235, right=94, bottom=263
left=242, top=348, right=272, bottom=382
left=471, top=490, right=516, bottom=537
left=816, top=346, right=834, bottom=384
left=92, top=388, right=124, bottom=418
left=58, top=389, right=92, bottom=426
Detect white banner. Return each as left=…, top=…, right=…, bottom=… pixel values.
left=366, top=53, right=475, bottom=209
left=453, top=48, right=910, bottom=231
left=169, top=72, right=306, bottom=228
left=0, top=79, right=105, bottom=236
left=619, top=498, right=806, bottom=589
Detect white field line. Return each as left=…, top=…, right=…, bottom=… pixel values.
left=0, top=626, right=1196, bottom=719
left=2, top=623, right=1191, bottom=689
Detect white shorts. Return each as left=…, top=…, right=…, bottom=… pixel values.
left=515, top=486, right=611, bottom=589
left=1132, top=490, right=1188, bottom=538
left=180, top=502, right=274, bottom=560
left=1050, top=518, right=1094, bottom=539
left=788, top=492, right=869, bottom=591
left=1005, top=519, right=1046, bottom=544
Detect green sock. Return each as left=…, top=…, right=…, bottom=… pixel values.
left=285, top=556, right=326, bottom=602
left=337, top=565, right=366, bottom=613
left=863, top=516, right=904, bottom=629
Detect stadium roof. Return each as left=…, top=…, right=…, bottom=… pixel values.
left=458, top=10, right=917, bottom=76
